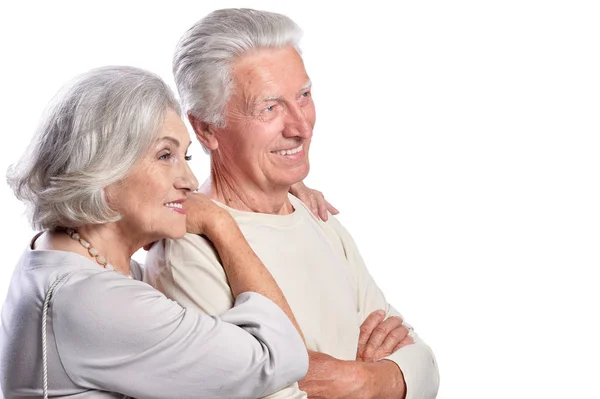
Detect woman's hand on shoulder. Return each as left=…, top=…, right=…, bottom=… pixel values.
left=185, top=193, right=236, bottom=237
left=290, top=181, right=339, bottom=221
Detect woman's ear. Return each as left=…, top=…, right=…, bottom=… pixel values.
left=188, top=113, right=219, bottom=151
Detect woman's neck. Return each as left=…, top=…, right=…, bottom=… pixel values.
left=75, top=224, right=137, bottom=274
left=36, top=224, right=139, bottom=276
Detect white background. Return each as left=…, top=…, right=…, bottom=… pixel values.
left=1, top=1, right=599, bottom=398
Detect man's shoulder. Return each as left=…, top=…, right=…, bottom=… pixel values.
left=289, top=194, right=348, bottom=233
left=145, top=234, right=220, bottom=272
left=166, top=233, right=215, bottom=249
left=143, top=233, right=226, bottom=293
left=287, top=194, right=358, bottom=260
left=167, top=234, right=220, bottom=264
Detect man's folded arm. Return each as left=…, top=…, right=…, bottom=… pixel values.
left=327, top=216, right=440, bottom=399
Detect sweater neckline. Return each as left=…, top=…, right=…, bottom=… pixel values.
left=213, top=194, right=308, bottom=228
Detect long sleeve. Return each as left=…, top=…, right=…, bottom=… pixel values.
left=52, top=269, right=308, bottom=399
left=327, top=217, right=440, bottom=399
left=145, top=234, right=309, bottom=399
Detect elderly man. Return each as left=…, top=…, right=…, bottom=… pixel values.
left=146, top=8, right=439, bottom=399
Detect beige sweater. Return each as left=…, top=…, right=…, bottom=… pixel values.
left=145, top=195, right=439, bottom=399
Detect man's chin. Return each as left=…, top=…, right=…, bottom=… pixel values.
left=290, top=166, right=310, bottom=185
left=270, top=163, right=310, bottom=188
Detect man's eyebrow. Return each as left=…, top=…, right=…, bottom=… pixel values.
left=300, top=79, right=312, bottom=91
left=254, top=80, right=312, bottom=104
left=256, top=95, right=282, bottom=103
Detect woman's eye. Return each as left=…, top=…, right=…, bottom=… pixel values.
left=185, top=154, right=192, bottom=161
left=159, top=152, right=172, bottom=161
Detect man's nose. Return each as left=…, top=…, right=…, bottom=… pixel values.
left=283, top=103, right=312, bottom=139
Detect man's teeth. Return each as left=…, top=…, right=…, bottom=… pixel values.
left=273, top=144, right=303, bottom=156
left=165, top=202, right=183, bottom=209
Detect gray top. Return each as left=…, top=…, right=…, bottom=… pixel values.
left=0, top=245, right=307, bottom=398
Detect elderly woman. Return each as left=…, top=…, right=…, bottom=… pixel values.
left=0, top=66, right=308, bottom=398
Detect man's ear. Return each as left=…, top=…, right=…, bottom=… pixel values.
left=188, top=113, right=219, bottom=151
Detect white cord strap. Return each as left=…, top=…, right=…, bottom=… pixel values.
left=41, top=273, right=75, bottom=399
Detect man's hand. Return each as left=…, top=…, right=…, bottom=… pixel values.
left=290, top=181, right=339, bottom=221
left=300, top=351, right=407, bottom=398
left=357, top=310, right=414, bottom=362
left=299, top=351, right=367, bottom=399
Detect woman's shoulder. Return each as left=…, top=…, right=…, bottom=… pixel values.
left=15, top=247, right=154, bottom=304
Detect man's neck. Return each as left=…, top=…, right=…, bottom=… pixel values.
left=203, top=161, right=294, bottom=215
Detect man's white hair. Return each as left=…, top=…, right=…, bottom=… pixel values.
left=173, top=8, right=303, bottom=128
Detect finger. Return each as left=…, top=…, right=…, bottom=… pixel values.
left=325, top=199, right=339, bottom=215
left=362, top=316, right=404, bottom=361
left=392, top=335, right=415, bottom=353
left=372, top=324, right=410, bottom=360
left=319, top=205, right=328, bottom=221
left=356, top=310, right=386, bottom=360
left=314, top=192, right=329, bottom=221
left=309, top=196, right=320, bottom=219
left=307, top=191, right=324, bottom=221
left=358, top=310, right=386, bottom=346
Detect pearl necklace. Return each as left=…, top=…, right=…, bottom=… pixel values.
left=64, top=228, right=132, bottom=278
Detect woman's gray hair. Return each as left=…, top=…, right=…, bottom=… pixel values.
left=7, top=66, right=181, bottom=230
left=173, top=8, right=303, bottom=128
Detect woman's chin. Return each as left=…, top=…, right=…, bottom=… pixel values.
left=145, top=227, right=187, bottom=245
left=165, top=227, right=188, bottom=240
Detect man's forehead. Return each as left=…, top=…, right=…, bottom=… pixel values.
left=239, top=75, right=311, bottom=98
left=232, top=47, right=310, bottom=93
left=236, top=73, right=311, bottom=107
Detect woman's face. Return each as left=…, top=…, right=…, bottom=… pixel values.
left=106, top=110, right=198, bottom=243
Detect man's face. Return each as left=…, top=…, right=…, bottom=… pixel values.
left=213, top=46, right=315, bottom=190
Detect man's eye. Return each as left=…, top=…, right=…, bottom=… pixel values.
left=301, top=91, right=311, bottom=97
left=265, top=105, right=276, bottom=112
